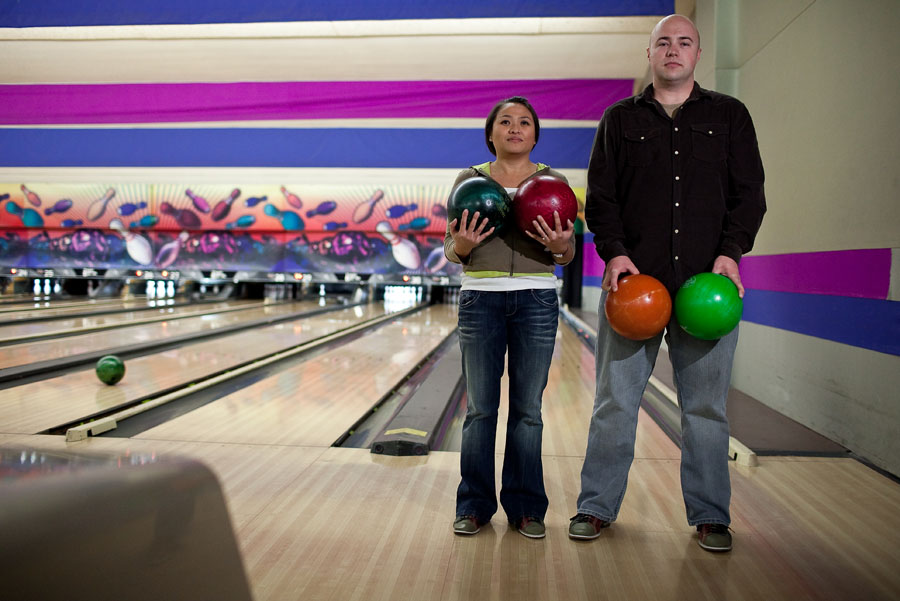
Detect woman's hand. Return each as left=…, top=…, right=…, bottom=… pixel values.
left=525, top=211, right=574, bottom=255
left=449, top=209, right=495, bottom=258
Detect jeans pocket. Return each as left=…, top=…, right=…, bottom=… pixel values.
left=459, top=289, right=480, bottom=308
left=530, top=288, right=559, bottom=308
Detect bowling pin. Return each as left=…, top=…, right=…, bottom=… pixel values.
left=20, top=184, right=41, bottom=207
left=211, top=188, right=241, bottom=222
left=160, top=202, right=201, bottom=228
left=263, top=204, right=304, bottom=231
left=87, top=188, right=116, bottom=222
left=225, top=215, right=256, bottom=230
left=61, top=219, right=83, bottom=227
left=109, top=218, right=153, bottom=265
left=167, top=281, right=175, bottom=297
left=352, top=189, right=384, bottom=223
left=281, top=186, right=303, bottom=210
left=375, top=221, right=420, bottom=270
left=117, top=201, right=147, bottom=217
left=6, top=200, right=44, bottom=227
left=323, top=221, right=347, bottom=231
left=44, top=198, right=73, bottom=216
left=385, top=203, right=418, bottom=219
left=146, top=280, right=156, bottom=298
left=155, top=231, right=189, bottom=269
left=185, top=189, right=211, bottom=213
left=244, top=195, right=267, bottom=208
left=398, top=217, right=430, bottom=231
left=33, top=279, right=41, bottom=295
left=306, top=200, right=337, bottom=218
left=43, top=279, right=51, bottom=295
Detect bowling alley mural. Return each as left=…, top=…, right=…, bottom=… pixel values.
left=0, top=182, right=458, bottom=275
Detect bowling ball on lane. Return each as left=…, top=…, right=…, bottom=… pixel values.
left=604, top=274, right=672, bottom=341
left=513, top=175, right=578, bottom=237
left=674, top=272, right=743, bottom=340
left=447, top=177, right=511, bottom=239
left=96, top=355, right=126, bottom=385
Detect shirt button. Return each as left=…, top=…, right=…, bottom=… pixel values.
left=675, top=176, right=680, bottom=181
left=674, top=150, right=679, bottom=155
left=640, top=136, right=645, bottom=140
left=675, top=203, right=680, bottom=207
left=708, top=130, right=713, bottom=134
left=675, top=256, right=679, bottom=260
left=674, top=229, right=679, bottom=234
left=674, top=127, right=679, bottom=132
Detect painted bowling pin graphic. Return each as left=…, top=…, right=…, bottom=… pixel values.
left=20, top=184, right=41, bottom=207
left=6, top=200, right=44, bottom=227
left=185, top=189, right=211, bottom=213
left=160, top=202, right=201, bottom=228
left=61, top=219, right=83, bottom=228
left=280, top=186, right=303, bottom=210
left=398, top=217, right=430, bottom=231
left=376, top=220, right=420, bottom=270
left=264, top=203, right=304, bottom=231
left=211, top=188, right=241, bottom=222
left=86, top=188, right=116, bottom=221
left=109, top=218, right=153, bottom=265
left=130, top=214, right=159, bottom=229
left=155, top=231, right=189, bottom=268
left=386, top=203, right=417, bottom=218
left=244, top=195, right=267, bottom=208
left=44, top=198, right=73, bottom=216
left=225, top=215, right=256, bottom=229
left=306, top=200, right=337, bottom=218
left=323, top=221, right=347, bottom=231
left=352, top=189, right=384, bottom=223
left=117, top=201, right=147, bottom=217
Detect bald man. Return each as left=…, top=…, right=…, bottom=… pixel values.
left=570, top=15, right=766, bottom=552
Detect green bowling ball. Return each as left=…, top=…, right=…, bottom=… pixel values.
left=95, top=355, right=126, bottom=385
left=674, top=273, right=743, bottom=340
left=447, top=177, right=511, bottom=239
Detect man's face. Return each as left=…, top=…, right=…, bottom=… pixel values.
left=647, top=17, right=701, bottom=86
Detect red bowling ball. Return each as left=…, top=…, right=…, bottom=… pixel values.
left=604, top=274, right=672, bottom=341
left=513, top=175, right=578, bottom=237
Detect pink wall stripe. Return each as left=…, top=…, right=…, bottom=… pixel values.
left=0, top=80, right=631, bottom=125
left=740, top=249, right=892, bottom=299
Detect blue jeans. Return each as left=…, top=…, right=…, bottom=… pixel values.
left=577, top=290, right=737, bottom=526
left=456, top=288, right=559, bottom=522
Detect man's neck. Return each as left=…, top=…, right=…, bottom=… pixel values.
left=652, top=78, right=695, bottom=106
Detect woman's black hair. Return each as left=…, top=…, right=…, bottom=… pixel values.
left=484, top=96, right=540, bottom=156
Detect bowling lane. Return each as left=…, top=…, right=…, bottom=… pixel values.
left=134, top=304, right=459, bottom=447
left=0, top=299, right=264, bottom=344
left=0, top=296, right=132, bottom=316
left=0, top=303, right=392, bottom=435
left=0, top=299, right=324, bottom=371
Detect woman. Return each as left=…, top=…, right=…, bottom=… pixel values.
left=445, top=96, right=575, bottom=538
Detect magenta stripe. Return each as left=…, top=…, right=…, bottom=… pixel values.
left=740, top=249, right=892, bottom=299
left=0, top=80, right=631, bottom=125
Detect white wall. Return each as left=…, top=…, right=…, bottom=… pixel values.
left=697, top=0, right=900, bottom=474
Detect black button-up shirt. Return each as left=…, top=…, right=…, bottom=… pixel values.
left=585, top=83, right=766, bottom=296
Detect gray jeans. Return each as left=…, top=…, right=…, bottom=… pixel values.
left=576, top=290, right=738, bottom=526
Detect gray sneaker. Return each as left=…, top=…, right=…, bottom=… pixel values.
left=513, top=516, right=545, bottom=539
left=697, top=524, right=732, bottom=552
left=568, top=513, right=609, bottom=540
left=453, top=515, right=483, bottom=535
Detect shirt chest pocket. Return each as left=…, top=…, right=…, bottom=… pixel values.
left=624, top=128, right=661, bottom=167
left=690, top=123, right=729, bottom=162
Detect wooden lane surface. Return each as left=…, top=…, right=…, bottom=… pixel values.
left=0, top=296, right=131, bottom=315
left=0, top=299, right=320, bottom=371
left=0, top=299, right=263, bottom=343
left=0, top=302, right=388, bottom=435
left=5, top=313, right=900, bottom=600
left=134, top=304, right=460, bottom=447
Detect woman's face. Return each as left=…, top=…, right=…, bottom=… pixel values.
left=490, top=103, right=536, bottom=157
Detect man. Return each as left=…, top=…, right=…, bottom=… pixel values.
left=570, top=14, right=766, bottom=552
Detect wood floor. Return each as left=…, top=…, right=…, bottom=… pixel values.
left=2, top=299, right=899, bottom=600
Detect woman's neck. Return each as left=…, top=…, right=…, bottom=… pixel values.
left=491, top=155, right=537, bottom=187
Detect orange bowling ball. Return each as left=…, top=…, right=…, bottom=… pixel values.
left=604, top=274, right=672, bottom=340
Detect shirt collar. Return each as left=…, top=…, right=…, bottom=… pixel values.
left=636, top=82, right=710, bottom=107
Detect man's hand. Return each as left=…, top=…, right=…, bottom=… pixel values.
left=602, top=255, right=639, bottom=292
left=711, top=255, right=744, bottom=298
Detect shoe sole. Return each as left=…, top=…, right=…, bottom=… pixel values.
left=568, top=530, right=603, bottom=540
left=698, top=540, right=732, bottom=552
left=518, top=529, right=546, bottom=539
left=453, top=527, right=480, bottom=535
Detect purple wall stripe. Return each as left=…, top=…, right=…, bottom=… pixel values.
left=740, top=249, right=891, bottom=300
left=0, top=80, right=631, bottom=125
